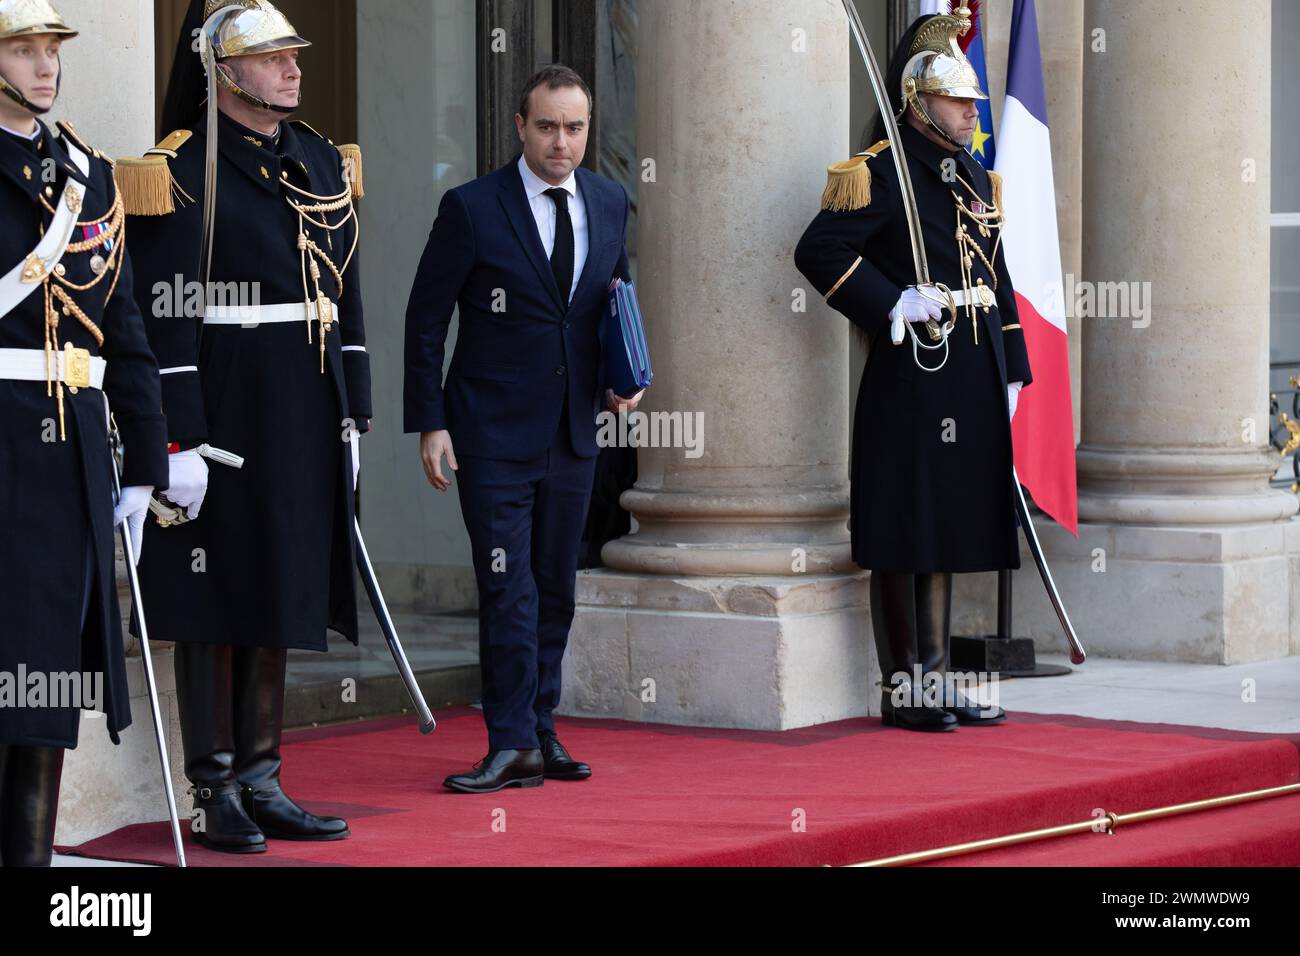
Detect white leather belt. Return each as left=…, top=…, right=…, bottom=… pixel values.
left=947, top=287, right=998, bottom=309
left=0, top=346, right=105, bottom=390
left=203, top=300, right=334, bottom=326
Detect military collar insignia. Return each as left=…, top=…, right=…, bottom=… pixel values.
left=0, top=119, right=75, bottom=201
left=211, top=112, right=284, bottom=194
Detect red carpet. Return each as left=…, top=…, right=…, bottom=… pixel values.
left=60, top=707, right=1300, bottom=867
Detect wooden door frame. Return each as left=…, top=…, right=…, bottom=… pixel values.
left=476, top=0, right=600, bottom=176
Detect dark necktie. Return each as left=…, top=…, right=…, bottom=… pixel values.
left=545, top=187, right=574, bottom=306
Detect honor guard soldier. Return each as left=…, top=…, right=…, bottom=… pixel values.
left=795, top=5, right=1032, bottom=732
left=120, top=0, right=370, bottom=853
left=0, top=0, right=168, bottom=865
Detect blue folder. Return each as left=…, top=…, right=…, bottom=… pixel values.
left=603, top=278, right=653, bottom=397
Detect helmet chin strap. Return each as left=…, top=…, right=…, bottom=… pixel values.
left=904, top=88, right=967, bottom=152
left=0, top=58, right=61, bottom=117
left=215, top=63, right=299, bottom=116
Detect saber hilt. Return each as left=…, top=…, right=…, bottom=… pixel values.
left=150, top=443, right=244, bottom=527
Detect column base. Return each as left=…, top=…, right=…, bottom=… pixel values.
left=954, top=516, right=1300, bottom=664
left=56, top=646, right=190, bottom=848
left=560, top=570, right=873, bottom=729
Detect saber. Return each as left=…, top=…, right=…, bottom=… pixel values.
left=841, top=0, right=955, bottom=351
left=1013, top=468, right=1086, bottom=664
left=354, top=518, right=435, bottom=734
left=841, top=0, right=1085, bottom=665
left=108, top=414, right=187, bottom=868
left=841, top=0, right=929, bottom=288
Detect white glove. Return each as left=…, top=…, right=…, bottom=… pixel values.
left=889, top=287, right=944, bottom=345
left=890, top=287, right=945, bottom=324
left=1008, top=381, right=1024, bottom=421
left=166, top=449, right=209, bottom=519
left=349, top=431, right=361, bottom=491
left=113, top=485, right=153, bottom=564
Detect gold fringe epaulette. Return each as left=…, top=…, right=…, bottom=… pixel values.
left=821, top=139, right=890, bottom=212
left=337, top=143, right=364, bottom=199
left=988, top=169, right=1004, bottom=214
left=114, top=130, right=194, bottom=216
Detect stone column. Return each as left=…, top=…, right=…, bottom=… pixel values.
left=1009, top=0, right=1300, bottom=664
left=48, top=0, right=155, bottom=158
left=563, top=0, right=873, bottom=730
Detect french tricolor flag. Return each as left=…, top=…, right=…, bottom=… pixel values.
left=994, top=0, right=1078, bottom=535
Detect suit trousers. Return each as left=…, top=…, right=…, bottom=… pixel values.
left=455, top=401, right=599, bottom=751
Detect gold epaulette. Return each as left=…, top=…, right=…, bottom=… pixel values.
left=988, top=169, right=1004, bottom=213
left=114, top=130, right=193, bottom=216
left=820, top=139, right=890, bottom=212
left=337, top=143, right=364, bottom=199
left=291, top=121, right=363, bottom=199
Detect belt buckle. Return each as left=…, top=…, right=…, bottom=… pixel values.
left=63, top=343, right=91, bottom=389
left=977, top=285, right=996, bottom=308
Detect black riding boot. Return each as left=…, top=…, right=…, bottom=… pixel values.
left=871, top=570, right=956, bottom=732
left=918, top=572, right=1007, bottom=726
left=175, top=642, right=267, bottom=853
left=233, top=646, right=349, bottom=841
left=0, top=744, right=65, bottom=866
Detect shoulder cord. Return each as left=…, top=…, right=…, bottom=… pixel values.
left=284, top=179, right=359, bottom=373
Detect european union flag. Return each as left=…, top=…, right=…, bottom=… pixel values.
left=964, top=10, right=997, bottom=169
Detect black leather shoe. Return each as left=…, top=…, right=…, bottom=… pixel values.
left=943, top=690, right=1007, bottom=725
left=538, top=731, right=591, bottom=780
left=241, top=784, right=350, bottom=841
left=444, top=749, right=544, bottom=793
left=880, top=689, right=958, bottom=732
left=191, top=782, right=267, bottom=854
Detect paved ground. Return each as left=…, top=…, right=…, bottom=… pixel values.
left=992, top=653, right=1300, bottom=734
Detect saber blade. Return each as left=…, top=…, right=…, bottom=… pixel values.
left=1013, top=468, right=1086, bottom=665
left=354, top=518, right=436, bottom=734
left=109, top=421, right=187, bottom=867
left=841, top=0, right=930, bottom=285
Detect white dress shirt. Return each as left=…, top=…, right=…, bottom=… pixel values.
left=517, top=154, right=588, bottom=304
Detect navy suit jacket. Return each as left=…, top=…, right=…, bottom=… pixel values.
left=403, top=157, right=632, bottom=461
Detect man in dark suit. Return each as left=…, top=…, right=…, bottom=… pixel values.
left=404, top=65, right=642, bottom=793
